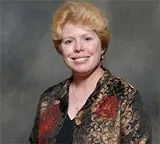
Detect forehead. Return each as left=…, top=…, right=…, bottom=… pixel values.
left=62, top=23, right=95, bottom=38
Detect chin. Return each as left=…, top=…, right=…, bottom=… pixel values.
left=72, top=70, right=92, bottom=77
left=71, top=65, right=100, bottom=76
left=65, top=60, right=101, bottom=76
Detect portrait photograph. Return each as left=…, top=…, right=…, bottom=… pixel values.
left=1, top=0, right=159, bottom=144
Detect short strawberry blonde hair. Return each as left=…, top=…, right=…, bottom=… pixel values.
left=52, top=1, right=110, bottom=54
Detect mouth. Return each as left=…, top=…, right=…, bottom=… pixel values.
left=72, top=56, right=90, bottom=62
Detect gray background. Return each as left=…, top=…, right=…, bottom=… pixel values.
left=1, top=0, right=160, bottom=143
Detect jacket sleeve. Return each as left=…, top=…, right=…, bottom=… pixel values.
left=28, top=93, right=43, bottom=144
left=120, top=92, right=152, bottom=143
left=28, top=85, right=59, bottom=144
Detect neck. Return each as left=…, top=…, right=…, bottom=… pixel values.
left=71, top=65, right=104, bottom=90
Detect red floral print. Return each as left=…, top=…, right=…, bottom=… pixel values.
left=39, top=103, right=60, bottom=144
left=95, top=96, right=119, bottom=120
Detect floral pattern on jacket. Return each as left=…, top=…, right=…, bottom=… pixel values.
left=29, top=67, right=152, bottom=144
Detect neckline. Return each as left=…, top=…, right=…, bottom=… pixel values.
left=59, top=66, right=112, bottom=115
left=67, top=114, right=75, bottom=121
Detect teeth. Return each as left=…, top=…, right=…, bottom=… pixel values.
left=74, top=57, right=88, bottom=62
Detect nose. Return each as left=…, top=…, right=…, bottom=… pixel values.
left=74, top=41, right=84, bottom=52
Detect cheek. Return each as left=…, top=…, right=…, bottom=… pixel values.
left=88, top=43, right=102, bottom=55
left=61, top=49, right=72, bottom=60
left=60, top=51, right=67, bottom=60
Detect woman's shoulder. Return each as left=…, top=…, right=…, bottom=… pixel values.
left=39, top=78, right=70, bottom=102
left=44, top=79, right=68, bottom=93
left=106, top=70, right=138, bottom=99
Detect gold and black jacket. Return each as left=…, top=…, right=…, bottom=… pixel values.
left=29, top=68, right=151, bottom=144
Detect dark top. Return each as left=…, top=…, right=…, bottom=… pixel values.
left=56, top=115, right=74, bottom=144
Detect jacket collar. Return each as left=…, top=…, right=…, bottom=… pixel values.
left=59, top=66, right=112, bottom=116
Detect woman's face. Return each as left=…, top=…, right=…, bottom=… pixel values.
left=60, top=23, right=104, bottom=76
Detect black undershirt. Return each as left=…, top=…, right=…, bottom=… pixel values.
left=56, top=115, right=74, bottom=144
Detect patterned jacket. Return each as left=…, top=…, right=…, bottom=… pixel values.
left=29, top=68, right=151, bottom=144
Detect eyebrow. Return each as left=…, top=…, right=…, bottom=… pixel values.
left=62, top=32, right=95, bottom=40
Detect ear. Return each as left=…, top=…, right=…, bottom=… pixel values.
left=101, top=49, right=106, bottom=55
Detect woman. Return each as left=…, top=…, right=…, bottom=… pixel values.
left=29, top=1, right=151, bottom=144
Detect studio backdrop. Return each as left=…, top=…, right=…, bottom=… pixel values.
left=1, top=0, right=160, bottom=143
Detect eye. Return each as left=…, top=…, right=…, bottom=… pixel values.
left=84, top=37, right=93, bottom=41
left=63, top=39, right=73, bottom=45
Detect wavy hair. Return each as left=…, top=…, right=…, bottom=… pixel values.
left=52, top=1, right=110, bottom=54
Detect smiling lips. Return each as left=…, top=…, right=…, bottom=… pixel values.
left=72, top=56, right=90, bottom=62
